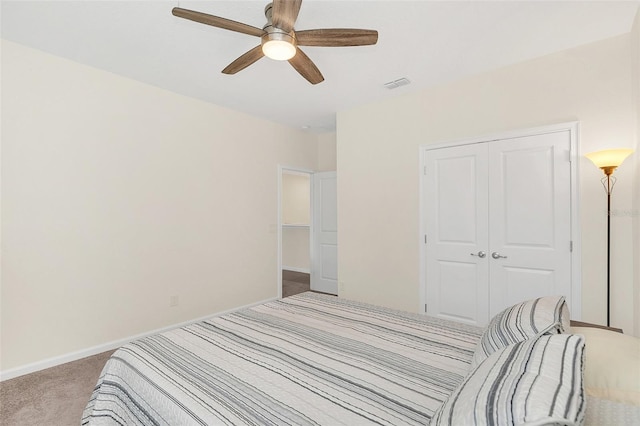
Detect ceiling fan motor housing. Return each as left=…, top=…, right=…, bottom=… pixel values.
left=261, top=2, right=297, bottom=60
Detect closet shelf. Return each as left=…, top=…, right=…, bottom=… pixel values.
left=283, top=224, right=310, bottom=228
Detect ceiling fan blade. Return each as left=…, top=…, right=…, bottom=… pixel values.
left=288, top=48, right=324, bottom=85
left=272, top=0, right=302, bottom=33
left=172, top=7, right=265, bottom=37
left=222, top=45, right=265, bottom=75
left=296, top=29, right=379, bottom=47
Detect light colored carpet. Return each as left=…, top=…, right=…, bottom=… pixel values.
left=0, top=350, right=114, bottom=426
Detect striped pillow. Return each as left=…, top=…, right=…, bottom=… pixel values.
left=431, top=334, right=586, bottom=426
left=471, top=296, right=570, bottom=368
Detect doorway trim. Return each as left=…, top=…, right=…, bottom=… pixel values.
left=277, top=165, right=315, bottom=299
left=418, top=121, right=582, bottom=319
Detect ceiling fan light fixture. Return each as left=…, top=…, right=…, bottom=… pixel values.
left=262, top=31, right=296, bottom=60
left=173, top=1, right=378, bottom=84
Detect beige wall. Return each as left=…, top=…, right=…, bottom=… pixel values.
left=1, top=40, right=319, bottom=372
left=338, top=34, right=638, bottom=335
left=317, top=132, right=337, bottom=172
left=282, top=227, right=310, bottom=272
left=282, top=172, right=311, bottom=271
left=282, top=173, right=311, bottom=225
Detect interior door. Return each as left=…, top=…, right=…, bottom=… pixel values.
left=487, top=131, right=572, bottom=317
left=311, top=171, right=338, bottom=294
left=424, top=144, right=490, bottom=326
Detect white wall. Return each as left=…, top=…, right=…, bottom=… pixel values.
left=338, top=34, right=638, bottom=335
left=1, top=40, right=319, bottom=372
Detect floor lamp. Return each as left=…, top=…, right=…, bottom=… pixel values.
left=585, top=148, right=634, bottom=327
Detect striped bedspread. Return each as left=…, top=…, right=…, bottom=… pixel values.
left=82, top=292, right=482, bottom=425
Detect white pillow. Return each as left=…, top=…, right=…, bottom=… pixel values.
left=431, top=334, right=586, bottom=426
left=471, top=296, right=569, bottom=368
left=571, top=326, right=640, bottom=406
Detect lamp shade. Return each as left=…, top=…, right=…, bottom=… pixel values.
left=585, top=149, right=634, bottom=172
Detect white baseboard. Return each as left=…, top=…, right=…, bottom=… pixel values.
left=0, top=297, right=277, bottom=382
left=282, top=266, right=310, bottom=274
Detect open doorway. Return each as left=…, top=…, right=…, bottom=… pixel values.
left=279, top=168, right=312, bottom=298
left=277, top=167, right=338, bottom=298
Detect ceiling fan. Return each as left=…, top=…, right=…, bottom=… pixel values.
left=172, top=0, right=378, bottom=85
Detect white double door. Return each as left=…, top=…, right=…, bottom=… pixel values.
left=424, top=130, right=573, bottom=326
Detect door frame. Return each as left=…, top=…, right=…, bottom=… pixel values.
left=277, top=165, right=315, bottom=299
left=418, top=121, right=582, bottom=319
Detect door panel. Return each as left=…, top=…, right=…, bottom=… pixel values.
left=320, top=178, right=338, bottom=233
left=438, top=261, right=484, bottom=323
left=503, top=266, right=554, bottom=306
left=312, top=172, right=338, bottom=294
left=488, top=132, right=571, bottom=317
left=425, top=144, right=489, bottom=326
left=498, top=142, right=556, bottom=247
left=320, top=245, right=338, bottom=281
left=437, top=155, right=481, bottom=243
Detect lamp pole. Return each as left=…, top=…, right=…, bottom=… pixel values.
left=605, top=171, right=612, bottom=327
left=601, top=165, right=617, bottom=328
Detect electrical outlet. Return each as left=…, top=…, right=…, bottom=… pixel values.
left=169, top=295, right=179, bottom=307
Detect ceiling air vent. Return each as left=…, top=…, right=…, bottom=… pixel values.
left=384, top=77, right=411, bottom=89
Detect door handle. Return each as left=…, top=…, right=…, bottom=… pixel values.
left=470, top=251, right=486, bottom=258
left=491, top=252, right=507, bottom=259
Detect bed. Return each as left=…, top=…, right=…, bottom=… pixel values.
left=83, top=292, right=640, bottom=425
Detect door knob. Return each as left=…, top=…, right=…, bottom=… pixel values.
left=470, top=251, right=486, bottom=258
left=491, top=252, right=507, bottom=259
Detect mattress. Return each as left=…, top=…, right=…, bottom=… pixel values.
left=82, top=292, right=483, bottom=425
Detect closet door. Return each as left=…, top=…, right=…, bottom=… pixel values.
left=424, top=144, right=490, bottom=326
left=487, top=131, right=572, bottom=317
left=423, top=128, right=574, bottom=326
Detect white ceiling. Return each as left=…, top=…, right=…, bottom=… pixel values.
left=2, top=1, right=638, bottom=132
